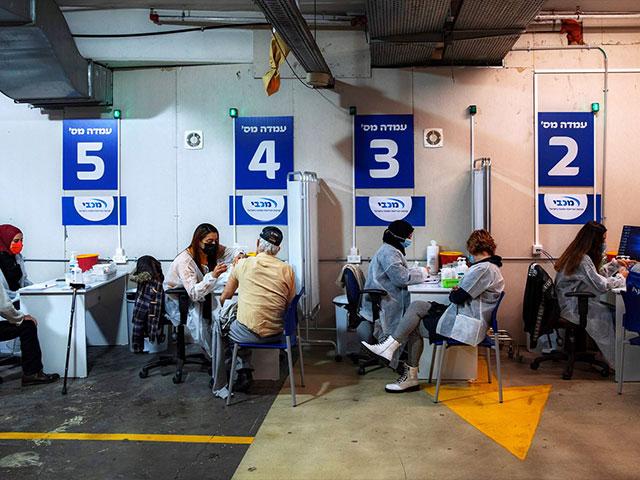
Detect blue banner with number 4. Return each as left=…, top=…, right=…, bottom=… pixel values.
left=538, top=112, right=594, bottom=187
left=235, top=116, right=293, bottom=190
left=354, top=114, right=414, bottom=189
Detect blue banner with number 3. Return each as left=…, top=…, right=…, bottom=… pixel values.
left=354, top=114, right=414, bottom=189
left=235, top=116, right=294, bottom=190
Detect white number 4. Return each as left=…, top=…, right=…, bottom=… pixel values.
left=77, top=142, right=105, bottom=181
left=548, top=136, right=579, bottom=176
left=248, top=140, right=280, bottom=180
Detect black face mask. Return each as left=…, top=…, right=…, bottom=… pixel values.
left=202, top=243, right=218, bottom=259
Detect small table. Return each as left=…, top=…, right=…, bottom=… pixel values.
left=409, top=281, right=478, bottom=380
left=19, top=272, right=128, bottom=378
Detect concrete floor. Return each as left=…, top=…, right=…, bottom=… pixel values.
left=0, top=346, right=280, bottom=480
left=1, top=345, right=639, bottom=480
left=234, top=349, right=640, bottom=480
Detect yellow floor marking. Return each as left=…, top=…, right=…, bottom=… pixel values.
left=0, top=432, right=253, bottom=445
left=425, top=361, right=551, bottom=460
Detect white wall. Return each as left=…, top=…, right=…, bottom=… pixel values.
left=3, top=27, right=640, bottom=342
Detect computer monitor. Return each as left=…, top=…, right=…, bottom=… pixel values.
left=618, top=225, right=640, bottom=261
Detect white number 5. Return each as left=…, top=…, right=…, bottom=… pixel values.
left=77, top=142, right=105, bottom=181
left=548, top=136, right=579, bottom=176
left=369, top=139, right=399, bottom=179
left=248, top=140, right=280, bottom=180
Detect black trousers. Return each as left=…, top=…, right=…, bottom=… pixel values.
left=0, top=320, right=43, bottom=375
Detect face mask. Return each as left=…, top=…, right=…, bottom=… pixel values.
left=601, top=243, right=607, bottom=256
left=202, top=243, right=218, bottom=257
left=9, top=241, right=23, bottom=255
left=402, top=239, right=412, bottom=248
left=468, top=254, right=475, bottom=264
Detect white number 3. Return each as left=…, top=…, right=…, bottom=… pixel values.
left=548, top=136, right=579, bottom=176
left=248, top=140, right=280, bottom=180
left=369, top=139, right=399, bottom=179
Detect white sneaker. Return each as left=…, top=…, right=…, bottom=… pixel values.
left=361, top=336, right=401, bottom=362
left=385, top=364, right=420, bottom=393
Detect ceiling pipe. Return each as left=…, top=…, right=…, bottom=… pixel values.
left=535, top=12, right=640, bottom=21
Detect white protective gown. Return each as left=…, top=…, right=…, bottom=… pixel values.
left=436, top=258, right=505, bottom=339
left=164, top=247, right=238, bottom=356
left=555, top=255, right=625, bottom=368
left=362, top=243, right=425, bottom=339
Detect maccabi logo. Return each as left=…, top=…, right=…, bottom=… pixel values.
left=81, top=198, right=109, bottom=210
left=249, top=197, right=277, bottom=209
left=377, top=197, right=406, bottom=209
left=551, top=196, right=581, bottom=208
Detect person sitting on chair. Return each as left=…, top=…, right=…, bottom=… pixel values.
left=0, top=283, right=59, bottom=386
left=362, top=230, right=504, bottom=393
left=554, top=221, right=627, bottom=369
left=215, top=226, right=295, bottom=396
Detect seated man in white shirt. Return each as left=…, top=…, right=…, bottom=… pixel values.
left=0, top=285, right=59, bottom=386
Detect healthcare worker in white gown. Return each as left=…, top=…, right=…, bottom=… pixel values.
left=554, top=221, right=629, bottom=368
left=165, top=223, right=241, bottom=356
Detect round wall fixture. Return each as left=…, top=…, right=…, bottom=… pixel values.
left=184, top=130, right=203, bottom=149
left=424, top=128, right=444, bottom=148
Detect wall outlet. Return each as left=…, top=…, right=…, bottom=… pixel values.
left=532, top=244, right=543, bottom=255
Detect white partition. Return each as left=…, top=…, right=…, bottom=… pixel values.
left=472, top=158, right=492, bottom=231
left=287, top=172, right=320, bottom=319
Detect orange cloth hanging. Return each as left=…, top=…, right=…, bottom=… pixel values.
left=262, top=32, right=290, bottom=96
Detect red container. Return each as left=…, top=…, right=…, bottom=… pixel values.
left=606, top=251, right=618, bottom=263
left=439, top=251, right=464, bottom=266
left=76, top=254, right=99, bottom=272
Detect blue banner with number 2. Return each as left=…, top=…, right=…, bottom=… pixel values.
left=538, top=112, right=594, bottom=187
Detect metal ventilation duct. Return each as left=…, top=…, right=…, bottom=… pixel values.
left=0, top=0, right=112, bottom=107
left=367, top=0, right=448, bottom=67
left=253, top=0, right=334, bottom=87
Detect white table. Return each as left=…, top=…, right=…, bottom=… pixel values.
left=409, top=281, right=478, bottom=380
left=19, top=272, right=128, bottom=378
left=613, top=289, right=640, bottom=382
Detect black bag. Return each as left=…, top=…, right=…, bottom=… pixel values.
left=522, top=263, right=560, bottom=348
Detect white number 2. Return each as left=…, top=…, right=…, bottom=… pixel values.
left=77, top=142, right=105, bottom=181
left=369, top=139, right=399, bottom=179
left=548, top=136, right=579, bottom=176
left=248, top=140, right=280, bottom=180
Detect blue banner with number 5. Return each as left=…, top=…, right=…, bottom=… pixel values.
left=538, top=112, right=594, bottom=187
left=354, top=114, right=414, bottom=189
left=235, top=116, right=293, bottom=190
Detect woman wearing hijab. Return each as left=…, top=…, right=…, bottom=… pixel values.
left=0, top=224, right=33, bottom=304
left=361, top=220, right=428, bottom=345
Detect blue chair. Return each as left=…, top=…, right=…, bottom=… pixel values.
left=618, top=271, right=640, bottom=394
left=227, top=290, right=305, bottom=407
left=432, top=292, right=506, bottom=404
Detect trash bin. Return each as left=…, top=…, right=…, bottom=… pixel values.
left=127, top=288, right=168, bottom=353
left=334, top=294, right=360, bottom=357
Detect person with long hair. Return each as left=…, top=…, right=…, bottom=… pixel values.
left=363, top=229, right=504, bottom=393
left=164, top=224, right=241, bottom=355
left=0, top=224, right=33, bottom=304
left=555, top=221, right=628, bottom=368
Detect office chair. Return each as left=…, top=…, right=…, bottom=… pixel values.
left=432, top=292, right=506, bottom=403
left=227, top=290, right=305, bottom=407
left=139, top=287, right=210, bottom=384
left=618, top=271, right=640, bottom=394
left=526, top=264, right=609, bottom=379
left=341, top=268, right=387, bottom=375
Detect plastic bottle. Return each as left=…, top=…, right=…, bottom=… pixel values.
left=427, top=240, right=439, bottom=274
left=66, top=252, right=78, bottom=284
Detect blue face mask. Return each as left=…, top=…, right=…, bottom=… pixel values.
left=402, top=239, right=412, bottom=248
left=601, top=243, right=607, bottom=256
left=468, top=254, right=475, bottom=264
